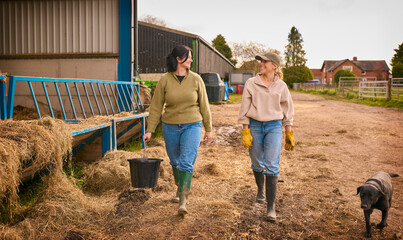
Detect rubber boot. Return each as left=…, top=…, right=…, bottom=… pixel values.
left=266, top=176, right=278, bottom=221
left=178, top=171, right=193, bottom=215
left=172, top=167, right=180, bottom=203
left=253, top=171, right=265, bottom=203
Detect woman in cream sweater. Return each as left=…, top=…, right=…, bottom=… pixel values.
left=238, top=51, right=295, bottom=221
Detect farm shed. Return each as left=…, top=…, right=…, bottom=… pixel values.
left=138, top=21, right=235, bottom=80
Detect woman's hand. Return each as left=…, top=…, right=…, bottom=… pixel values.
left=143, top=132, right=152, bottom=142
left=203, top=132, right=212, bottom=144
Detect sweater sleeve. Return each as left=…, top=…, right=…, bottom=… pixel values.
left=146, top=77, right=166, bottom=133
left=237, top=81, right=252, bottom=125
left=280, top=86, right=294, bottom=126
left=198, top=77, right=212, bottom=132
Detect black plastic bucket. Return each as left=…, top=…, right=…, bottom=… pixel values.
left=128, top=158, right=163, bottom=188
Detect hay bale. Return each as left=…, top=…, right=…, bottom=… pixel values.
left=0, top=117, right=71, bottom=216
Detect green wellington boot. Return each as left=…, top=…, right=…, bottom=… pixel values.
left=266, top=176, right=278, bottom=221
left=253, top=171, right=265, bottom=203
left=178, top=171, right=193, bottom=215
left=172, top=167, right=180, bottom=203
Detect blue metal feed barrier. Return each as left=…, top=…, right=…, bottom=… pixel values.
left=0, top=74, right=149, bottom=158
left=0, top=74, right=7, bottom=120
left=1, top=75, right=144, bottom=121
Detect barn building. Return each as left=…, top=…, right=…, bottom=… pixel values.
left=138, top=21, right=234, bottom=81
left=0, top=0, right=234, bottom=114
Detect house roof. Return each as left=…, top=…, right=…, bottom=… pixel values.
left=320, top=61, right=337, bottom=71
left=310, top=68, right=322, bottom=79
left=321, top=59, right=390, bottom=72
left=353, top=61, right=390, bottom=71
left=328, top=59, right=363, bottom=72
left=310, top=68, right=321, bottom=77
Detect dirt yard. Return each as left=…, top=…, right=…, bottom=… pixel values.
left=114, top=92, right=403, bottom=240
left=1, top=92, right=402, bottom=240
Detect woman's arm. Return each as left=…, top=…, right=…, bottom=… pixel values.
left=238, top=81, right=252, bottom=125
left=198, top=77, right=212, bottom=132
left=146, top=78, right=166, bottom=133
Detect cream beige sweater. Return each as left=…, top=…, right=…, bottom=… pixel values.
left=146, top=71, right=212, bottom=133
left=238, top=74, right=294, bottom=126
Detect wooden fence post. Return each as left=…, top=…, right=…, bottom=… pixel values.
left=387, top=79, right=391, bottom=100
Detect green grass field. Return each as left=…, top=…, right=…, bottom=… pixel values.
left=296, top=88, right=403, bottom=109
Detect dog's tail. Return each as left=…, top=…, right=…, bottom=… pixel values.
left=389, top=173, right=399, bottom=178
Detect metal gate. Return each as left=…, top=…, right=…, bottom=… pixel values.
left=358, top=81, right=388, bottom=99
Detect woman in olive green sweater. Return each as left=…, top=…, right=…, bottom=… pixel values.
left=143, top=45, right=212, bottom=215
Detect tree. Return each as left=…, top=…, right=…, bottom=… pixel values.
left=392, top=62, right=403, bottom=78
left=212, top=34, right=236, bottom=65
left=334, top=69, right=356, bottom=85
left=140, top=15, right=167, bottom=27
left=284, top=26, right=307, bottom=68
left=391, top=42, right=403, bottom=67
left=231, top=41, right=277, bottom=69
left=283, top=66, right=313, bottom=87
left=283, top=26, right=309, bottom=87
left=391, top=42, right=403, bottom=77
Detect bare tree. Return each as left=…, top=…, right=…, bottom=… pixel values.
left=231, top=41, right=279, bottom=69
left=140, top=15, right=167, bottom=27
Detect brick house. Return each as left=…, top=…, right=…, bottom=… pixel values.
left=320, top=57, right=390, bottom=85
left=310, top=69, right=322, bottom=80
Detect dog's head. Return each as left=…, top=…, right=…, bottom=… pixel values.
left=356, top=185, right=383, bottom=210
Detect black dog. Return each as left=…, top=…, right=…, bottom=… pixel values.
left=357, top=171, right=398, bottom=238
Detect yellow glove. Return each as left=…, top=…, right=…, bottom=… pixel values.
left=285, top=130, right=295, bottom=151
left=242, top=129, right=253, bottom=149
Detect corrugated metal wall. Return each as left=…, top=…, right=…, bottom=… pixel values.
left=0, top=0, right=119, bottom=56
left=138, top=22, right=193, bottom=73
left=138, top=22, right=234, bottom=78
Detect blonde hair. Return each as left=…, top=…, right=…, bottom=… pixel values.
left=275, top=65, right=283, bottom=80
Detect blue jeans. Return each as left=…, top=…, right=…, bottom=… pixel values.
left=249, top=119, right=282, bottom=176
left=162, top=121, right=202, bottom=173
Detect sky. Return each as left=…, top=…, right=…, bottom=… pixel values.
left=138, top=0, right=403, bottom=69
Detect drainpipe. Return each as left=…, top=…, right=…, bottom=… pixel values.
left=133, top=0, right=139, bottom=80
left=118, top=0, right=131, bottom=82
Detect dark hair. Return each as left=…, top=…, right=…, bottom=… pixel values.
left=166, top=45, right=192, bottom=72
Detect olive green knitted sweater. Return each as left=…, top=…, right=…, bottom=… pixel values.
left=146, top=71, right=212, bottom=133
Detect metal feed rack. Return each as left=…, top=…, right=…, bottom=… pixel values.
left=1, top=75, right=144, bottom=121
left=0, top=74, right=149, bottom=158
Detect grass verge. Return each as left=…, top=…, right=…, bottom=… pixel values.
left=228, top=93, right=243, bottom=104
left=296, top=89, right=403, bottom=109
left=119, top=125, right=163, bottom=152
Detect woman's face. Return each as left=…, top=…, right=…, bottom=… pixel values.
left=177, top=52, right=193, bottom=70
left=259, top=60, right=276, bottom=75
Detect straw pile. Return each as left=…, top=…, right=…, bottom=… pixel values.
left=84, top=138, right=169, bottom=194
left=0, top=117, right=71, bottom=217
left=0, top=130, right=170, bottom=239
